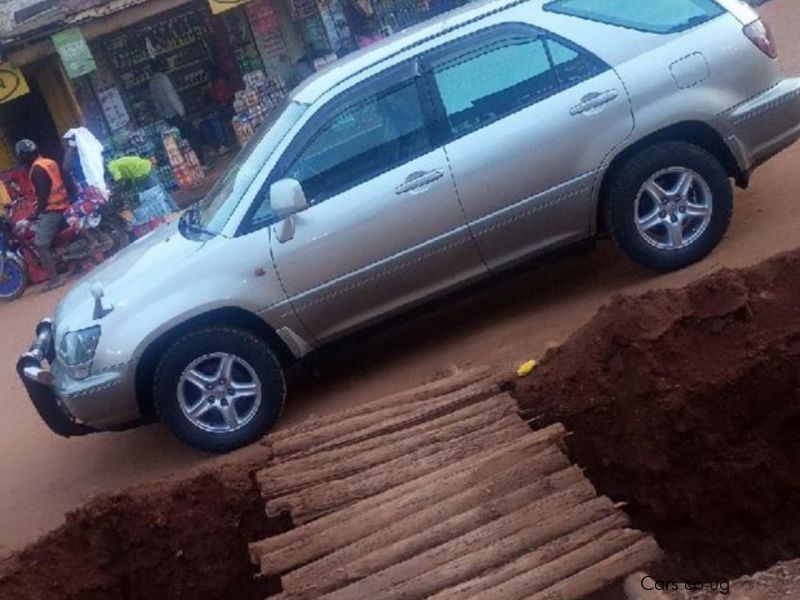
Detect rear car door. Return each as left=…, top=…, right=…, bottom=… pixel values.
left=259, top=63, right=487, bottom=342
left=424, top=24, right=634, bottom=270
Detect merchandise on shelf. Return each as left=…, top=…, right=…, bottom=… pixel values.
left=109, top=121, right=203, bottom=192
left=231, top=71, right=288, bottom=146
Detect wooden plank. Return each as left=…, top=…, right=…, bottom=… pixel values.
left=472, top=529, right=648, bottom=600
left=249, top=425, right=568, bottom=569
left=257, top=395, right=518, bottom=497
left=267, top=415, right=530, bottom=523
left=319, top=481, right=600, bottom=600
left=282, top=466, right=586, bottom=597
left=271, top=381, right=500, bottom=459
left=266, top=366, right=493, bottom=444
left=523, top=538, right=662, bottom=600
left=429, top=510, right=627, bottom=600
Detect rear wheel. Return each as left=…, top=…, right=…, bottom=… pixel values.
left=154, top=327, right=286, bottom=453
left=605, top=142, right=733, bottom=272
left=0, top=255, right=29, bottom=301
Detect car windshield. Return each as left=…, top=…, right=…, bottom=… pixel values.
left=186, top=99, right=307, bottom=236
left=543, top=0, right=726, bottom=34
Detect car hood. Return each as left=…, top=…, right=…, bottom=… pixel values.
left=55, top=220, right=206, bottom=335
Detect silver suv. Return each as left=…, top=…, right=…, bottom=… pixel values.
left=18, top=0, right=800, bottom=451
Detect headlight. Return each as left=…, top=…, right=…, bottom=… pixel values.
left=58, top=326, right=101, bottom=380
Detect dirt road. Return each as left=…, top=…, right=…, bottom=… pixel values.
left=2, top=0, right=799, bottom=556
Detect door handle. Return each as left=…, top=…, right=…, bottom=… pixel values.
left=569, top=89, right=620, bottom=116
left=395, top=169, right=445, bottom=194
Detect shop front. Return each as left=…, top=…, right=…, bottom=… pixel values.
left=0, top=0, right=471, bottom=196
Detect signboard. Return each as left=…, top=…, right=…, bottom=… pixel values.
left=52, top=28, right=97, bottom=79
left=0, top=64, right=30, bottom=104
left=97, top=87, right=130, bottom=131
left=246, top=0, right=286, bottom=59
left=208, top=0, right=252, bottom=15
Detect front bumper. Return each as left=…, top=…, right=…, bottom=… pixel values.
left=722, top=77, right=800, bottom=172
left=16, top=319, right=98, bottom=437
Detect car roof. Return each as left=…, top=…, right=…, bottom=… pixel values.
left=291, top=0, right=544, bottom=105
left=290, top=0, right=741, bottom=105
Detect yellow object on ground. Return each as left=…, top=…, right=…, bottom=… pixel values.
left=516, top=359, right=539, bottom=377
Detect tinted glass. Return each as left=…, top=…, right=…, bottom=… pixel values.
left=546, top=38, right=606, bottom=88
left=544, top=0, right=726, bottom=34
left=432, top=36, right=558, bottom=138
left=284, top=79, right=433, bottom=204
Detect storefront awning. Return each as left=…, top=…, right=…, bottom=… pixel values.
left=2, top=0, right=196, bottom=66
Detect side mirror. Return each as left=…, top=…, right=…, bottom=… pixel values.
left=270, top=179, right=308, bottom=219
left=270, top=179, right=308, bottom=243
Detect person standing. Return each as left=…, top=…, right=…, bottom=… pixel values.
left=149, top=58, right=207, bottom=167
left=206, top=64, right=237, bottom=153
left=15, top=139, right=73, bottom=292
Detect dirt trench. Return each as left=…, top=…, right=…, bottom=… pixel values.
left=0, top=463, right=289, bottom=600
left=515, top=248, right=800, bottom=582
left=1, top=250, right=800, bottom=599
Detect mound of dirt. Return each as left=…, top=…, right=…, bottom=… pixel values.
left=0, top=463, right=289, bottom=600
left=515, top=249, right=800, bottom=581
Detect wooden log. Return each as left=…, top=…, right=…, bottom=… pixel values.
left=267, top=415, right=530, bottom=522
left=258, top=395, right=518, bottom=497
left=266, top=366, right=493, bottom=444
left=282, top=466, right=586, bottom=598
left=429, top=510, right=627, bottom=600
left=318, top=482, right=602, bottom=600
left=249, top=425, right=568, bottom=569
left=524, top=538, right=662, bottom=600
left=469, top=529, right=650, bottom=600
left=258, top=394, right=516, bottom=485
left=270, top=381, right=500, bottom=459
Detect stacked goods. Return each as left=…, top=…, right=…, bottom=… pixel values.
left=112, top=125, right=179, bottom=191
left=162, top=128, right=204, bottom=189
left=249, top=367, right=661, bottom=600
left=232, top=71, right=287, bottom=145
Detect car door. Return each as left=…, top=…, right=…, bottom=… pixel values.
left=263, top=62, right=487, bottom=342
left=424, top=24, right=634, bottom=270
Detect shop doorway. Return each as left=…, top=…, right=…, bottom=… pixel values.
left=0, top=67, right=65, bottom=165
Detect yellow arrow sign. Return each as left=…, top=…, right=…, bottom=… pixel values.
left=208, top=0, right=252, bottom=15
left=0, top=64, right=30, bottom=104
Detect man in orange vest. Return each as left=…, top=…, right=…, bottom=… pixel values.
left=15, top=139, right=73, bottom=292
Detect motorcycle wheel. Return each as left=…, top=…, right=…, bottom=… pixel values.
left=0, top=255, right=29, bottom=301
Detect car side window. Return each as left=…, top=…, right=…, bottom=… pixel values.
left=546, top=37, right=607, bottom=88
left=431, top=34, right=558, bottom=139
left=429, top=28, right=607, bottom=140
left=283, top=78, right=434, bottom=206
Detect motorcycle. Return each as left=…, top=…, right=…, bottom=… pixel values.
left=0, top=215, right=28, bottom=301
left=0, top=193, right=96, bottom=300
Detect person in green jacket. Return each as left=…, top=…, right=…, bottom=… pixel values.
left=107, top=156, right=177, bottom=234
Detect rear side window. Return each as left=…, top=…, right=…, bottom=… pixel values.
left=544, top=0, right=726, bottom=34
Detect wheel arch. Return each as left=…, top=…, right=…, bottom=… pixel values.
left=134, top=307, right=295, bottom=421
left=597, top=121, right=744, bottom=233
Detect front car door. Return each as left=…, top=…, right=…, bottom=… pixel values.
left=256, top=63, right=486, bottom=342
left=423, top=22, right=634, bottom=270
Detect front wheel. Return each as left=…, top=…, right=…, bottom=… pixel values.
left=605, top=142, right=733, bottom=272
left=0, top=254, right=29, bottom=301
left=154, top=327, right=286, bottom=453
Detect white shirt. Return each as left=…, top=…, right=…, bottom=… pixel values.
left=149, top=72, right=185, bottom=120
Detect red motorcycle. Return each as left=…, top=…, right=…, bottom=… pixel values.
left=0, top=189, right=102, bottom=300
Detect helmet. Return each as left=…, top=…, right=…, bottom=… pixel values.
left=14, top=139, right=38, bottom=160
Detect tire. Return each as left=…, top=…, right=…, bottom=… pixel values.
left=0, top=255, right=29, bottom=301
left=154, top=327, right=286, bottom=453
left=605, top=142, right=733, bottom=272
